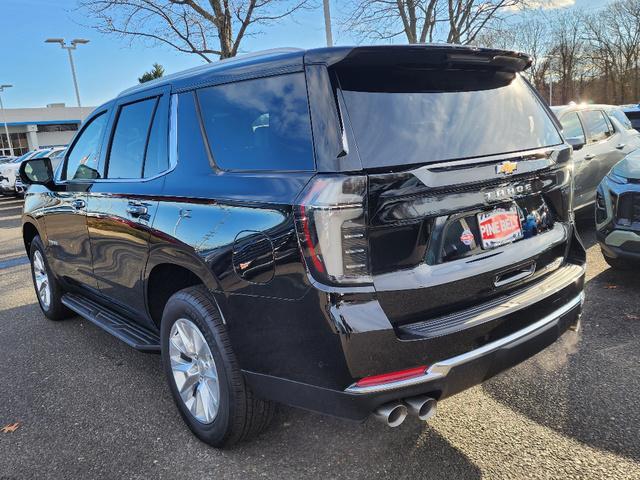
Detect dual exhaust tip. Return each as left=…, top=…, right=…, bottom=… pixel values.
left=372, top=396, right=437, bottom=427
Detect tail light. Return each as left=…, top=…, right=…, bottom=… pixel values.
left=294, top=175, right=372, bottom=286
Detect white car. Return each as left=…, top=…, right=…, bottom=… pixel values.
left=0, top=148, right=64, bottom=195
left=14, top=147, right=66, bottom=195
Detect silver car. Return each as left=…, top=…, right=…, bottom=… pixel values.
left=552, top=104, right=640, bottom=210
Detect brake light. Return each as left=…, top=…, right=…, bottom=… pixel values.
left=355, top=366, right=428, bottom=388
left=295, top=175, right=372, bottom=286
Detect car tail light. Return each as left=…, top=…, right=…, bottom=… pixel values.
left=355, top=366, right=428, bottom=388
left=294, top=175, right=372, bottom=286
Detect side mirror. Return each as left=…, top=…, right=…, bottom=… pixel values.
left=19, top=157, right=54, bottom=186
left=566, top=137, right=586, bottom=151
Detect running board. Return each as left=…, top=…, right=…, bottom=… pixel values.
left=62, top=293, right=160, bottom=352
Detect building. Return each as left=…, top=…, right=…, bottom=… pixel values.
left=0, top=103, right=95, bottom=157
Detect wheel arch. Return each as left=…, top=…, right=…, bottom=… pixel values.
left=22, top=219, right=42, bottom=257
left=145, top=247, right=225, bottom=328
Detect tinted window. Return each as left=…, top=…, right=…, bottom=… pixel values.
left=65, top=112, right=108, bottom=180
left=107, top=98, right=158, bottom=179
left=582, top=110, right=612, bottom=143
left=143, top=100, right=169, bottom=178
left=560, top=112, right=585, bottom=142
left=610, top=109, right=632, bottom=130
left=197, top=73, right=314, bottom=171
left=338, top=70, right=562, bottom=168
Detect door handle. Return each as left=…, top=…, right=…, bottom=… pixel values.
left=126, top=204, right=148, bottom=217
left=584, top=154, right=596, bottom=161
left=616, top=143, right=626, bottom=150
left=71, top=199, right=86, bottom=210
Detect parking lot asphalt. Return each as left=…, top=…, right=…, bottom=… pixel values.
left=0, top=195, right=639, bottom=480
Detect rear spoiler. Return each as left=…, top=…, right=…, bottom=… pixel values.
left=305, top=45, right=532, bottom=73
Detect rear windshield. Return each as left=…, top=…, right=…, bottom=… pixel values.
left=337, top=68, right=562, bottom=168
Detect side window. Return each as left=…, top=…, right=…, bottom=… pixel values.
left=107, top=97, right=160, bottom=179
left=196, top=72, right=315, bottom=171
left=603, top=112, right=615, bottom=134
left=64, top=112, right=108, bottom=180
left=143, top=101, right=169, bottom=178
left=560, top=112, right=585, bottom=143
left=581, top=110, right=612, bottom=144
left=611, top=109, right=632, bottom=130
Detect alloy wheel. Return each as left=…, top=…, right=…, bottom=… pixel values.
left=32, top=250, right=51, bottom=310
left=169, top=318, right=221, bottom=424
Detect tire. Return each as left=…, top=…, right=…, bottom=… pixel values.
left=161, top=285, right=275, bottom=448
left=602, top=251, right=635, bottom=271
left=29, top=235, right=72, bottom=321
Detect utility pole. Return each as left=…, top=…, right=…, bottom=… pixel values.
left=0, top=85, right=14, bottom=157
left=45, top=38, right=90, bottom=107
left=323, top=0, right=333, bottom=47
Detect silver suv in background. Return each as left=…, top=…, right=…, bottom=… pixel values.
left=552, top=104, right=640, bottom=210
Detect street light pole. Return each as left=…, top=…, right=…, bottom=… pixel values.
left=0, top=85, right=14, bottom=157
left=323, top=0, right=333, bottom=47
left=45, top=38, right=90, bottom=108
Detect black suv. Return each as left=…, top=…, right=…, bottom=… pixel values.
left=20, top=45, right=586, bottom=447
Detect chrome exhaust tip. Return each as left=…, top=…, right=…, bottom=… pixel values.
left=372, top=402, right=408, bottom=427
left=404, top=396, right=437, bottom=421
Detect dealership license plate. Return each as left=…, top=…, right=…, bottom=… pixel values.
left=477, top=206, right=523, bottom=249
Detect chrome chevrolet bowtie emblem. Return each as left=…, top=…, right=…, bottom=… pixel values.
left=496, top=161, right=518, bottom=175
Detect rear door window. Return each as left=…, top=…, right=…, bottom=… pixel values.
left=336, top=69, right=562, bottom=168
left=64, top=112, right=108, bottom=180
left=560, top=112, right=586, bottom=143
left=196, top=73, right=314, bottom=171
left=581, top=110, right=613, bottom=143
left=107, top=97, right=158, bottom=179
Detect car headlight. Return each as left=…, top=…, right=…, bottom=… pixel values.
left=608, top=171, right=628, bottom=184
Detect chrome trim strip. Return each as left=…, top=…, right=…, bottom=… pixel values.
left=345, top=292, right=584, bottom=395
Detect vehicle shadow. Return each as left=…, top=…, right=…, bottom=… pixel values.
left=483, top=243, right=640, bottom=461
left=0, top=301, right=482, bottom=480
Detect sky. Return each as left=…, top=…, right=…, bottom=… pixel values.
left=0, top=0, right=609, bottom=109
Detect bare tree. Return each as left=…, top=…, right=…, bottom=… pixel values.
left=478, top=11, right=551, bottom=92
left=585, top=0, right=640, bottom=103
left=80, top=0, right=311, bottom=61
left=548, top=11, right=585, bottom=104
left=343, top=0, right=524, bottom=45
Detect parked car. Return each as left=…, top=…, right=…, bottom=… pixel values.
left=0, top=150, right=42, bottom=195
left=20, top=45, right=586, bottom=447
left=0, top=155, right=15, bottom=164
left=596, top=152, right=640, bottom=269
left=15, top=147, right=66, bottom=195
left=551, top=104, right=640, bottom=210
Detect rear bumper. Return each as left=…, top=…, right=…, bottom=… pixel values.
left=346, top=292, right=583, bottom=396
left=245, top=283, right=584, bottom=421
